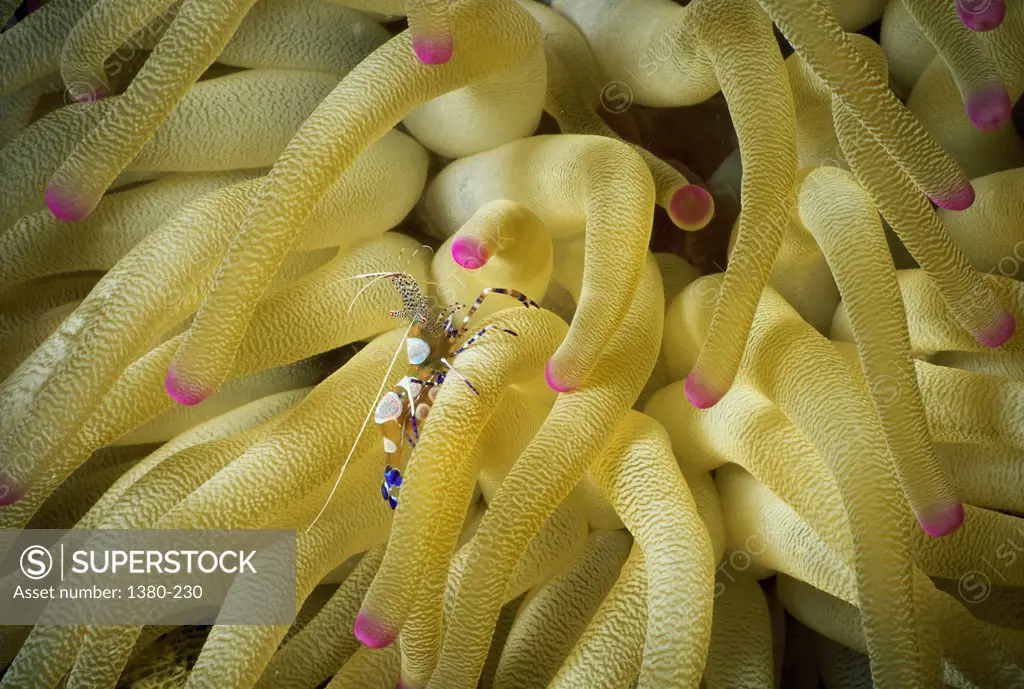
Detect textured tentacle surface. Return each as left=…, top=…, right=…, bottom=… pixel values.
left=798, top=166, right=961, bottom=535
left=423, top=256, right=663, bottom=687
left=46, top=0, right=265, bottom=221
left=683, top=0, right=797, bottom=409
left=548, top=543, right=647, bottom=689
left=757, top=0, right=973, bottom=209
left=422, top=134, right=656, bottom=392
left=166, top=0, right=542, bottom=405
left=490, top=529, right=631, bottom=689
left=523, top=0, right=714, bottom=231
left=830, top=35, right=1015, bottom=349
left=588, top=411, right=715, bottom=688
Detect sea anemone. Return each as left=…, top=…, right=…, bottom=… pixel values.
left=1, top=0, right=1023, bottom=687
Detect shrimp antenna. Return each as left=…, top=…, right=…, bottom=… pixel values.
left=347, top=272, right=401, bottom=314
left=306, top=320, right=415, bottom=533
left=441, top=356, right=479, bottom=395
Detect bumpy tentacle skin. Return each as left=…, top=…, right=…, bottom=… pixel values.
left=0, top=0, right=94, bottom=96
left=0, top=235, right=428, bottom=530
left=798, top=167, right=961, bottom=535
left=166, top=0, right=542, bottom=404
left=355, top=307, right=566, bottom=648
left=182, top=448, right=393, bottom=689
left=0, top=98, right=113, bottom=231
left=588, top=411, right=715, bottom=688
left=434, top=199, right=554, bottom=320
left=880, top=0, right=937, bottom=98
left=551, top=0, right=719, bottom=108
left=217, top=0, right=391, bottom=74
left=548, top=544, right=647, bottom=689
left=836, top=271, right=1024, bottom=361
left=900, top=0, right=1010, bottom=129
left=0, top=74, right=60, bottom=149
left=907, top=7, right=1024, bottom=179
left=254, top=547, right=385, bottom=689
left=682, top=0, right=797, bottom=409
left=1, top=171, right=257, bottom=286
left=421, top=134, right=656, bottom=392
left=423, top=256, right=662, bottom=687
left=46, top=0, right=265, bottom=221
left=704, top=570, right=774, bottom=689
left=685, top=280, right=941, bottom=687
left=521, top=0, right=713, bottom=231
left=59, top=0, right=176, bottom=102
left=830, top=37, right=1014, bottom=350
left=491, top=530, right=631, bottom=689
left=757, top=0, right=973, bottom=209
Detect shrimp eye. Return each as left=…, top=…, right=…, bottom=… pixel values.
left=407, top=337, right=430, bottom=365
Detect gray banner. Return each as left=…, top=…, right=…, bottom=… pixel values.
left=0, top=530, right=296, bottom=625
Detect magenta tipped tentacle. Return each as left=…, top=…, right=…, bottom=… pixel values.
left=965, top=84, right=1012, bottom=131
left=544, top=359, right=576, bottom=393
left=684, top=372, right=722, bottom=409
left=408, top=0, right=455, bottom=65
left=928, top=182, right=976, bottom=211
left=0, top=474, right=23, bottom=507
left=164, top=368, right=213, bottom=407
left=72, top=84, right=109, bottom=104
left=956, top=0, right=1005, bottom=31
left=354, top=610, right=398, bottom=649
left=977, top=310, right=1016, bottom=348
left=45, top=182, right=95, bottom=222
left=412, top=35, right=454, bottom=65
left=918, top=502, right=966, bottom=537
left=668, top=184, right=715, bottom=231
left=451, top=236, right=491, bottom=269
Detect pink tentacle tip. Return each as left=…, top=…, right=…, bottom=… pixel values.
left=0, top=479, right=24, bottom=507
left=74, top=85, right=109, bottom=103
left=957, top=0, right=1004, bottom=32
left=164, top=368, right=212, bottom=406
left=412, top=35, right=453, bottom=65
left=353, top=610, right=397, bottom=649
left=45, top=183, right=94, bottom=222
left=668, top=184, right=714, bottom=230
left=929, top=183, right=975, bottom=211
left=452, top=236, right=491, bottom=269
left=966, top=86, right=1011, bottom=131
left=919, top=503, right=965, bottom=537
left=545, top=359, right=576, bottom=393
left=977, top=311, right=1016, bottom=348
left=684, top=373, right=722, bottom=409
